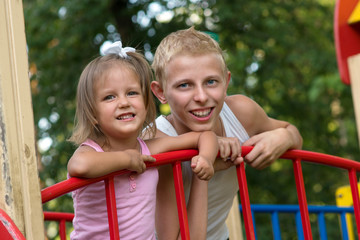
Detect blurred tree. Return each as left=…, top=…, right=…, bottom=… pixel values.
left=23, top=0, right=360, bottom=238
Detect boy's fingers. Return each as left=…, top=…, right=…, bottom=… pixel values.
left=233, top=156, right=244, bottom=165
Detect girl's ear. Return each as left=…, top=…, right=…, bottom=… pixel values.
left=151, top=81, right=167, bottom=104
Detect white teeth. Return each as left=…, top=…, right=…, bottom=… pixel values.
left=117, top=114, right=134, bottom=120
left=191, top=109, right=211, bottom=117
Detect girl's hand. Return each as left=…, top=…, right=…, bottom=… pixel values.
left=191, top=155, right=214, bottom=181
left=125, top=149, right=156, bottom=173
left=217, top=136, right=243, bottom=164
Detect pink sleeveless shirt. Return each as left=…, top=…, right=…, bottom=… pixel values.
left=69, top=138, right=158, bottom=240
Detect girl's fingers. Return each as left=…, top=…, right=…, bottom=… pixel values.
left=143, top=155, right=156, bottom=162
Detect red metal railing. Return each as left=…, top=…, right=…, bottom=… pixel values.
left=41, top=146, right=360, bottom=240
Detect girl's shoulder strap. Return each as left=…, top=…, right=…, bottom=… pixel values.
left=80, top=139, right=104, bottom=152
left=137, top=137, right=151, bottom=155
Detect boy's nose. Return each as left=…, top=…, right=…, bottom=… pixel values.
left=193, top=87, right=208, bottom=103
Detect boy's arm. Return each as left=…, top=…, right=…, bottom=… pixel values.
left=243, top=121, right=302, bottom=169
left=226, top=95, right=303, bottom=170
left=67, top=146, right=155, bottom=178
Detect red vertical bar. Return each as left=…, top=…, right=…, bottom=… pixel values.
left=172, top=161, right=190, bottom=240
left=59, top=219, right=66, bottom=240
left=348, top=169, right=360, bottom=238
left=236, top=162, right=256, bottom=240
left=105, top=177, right=120, bottom=240
left=293, top=158, right=312, bottom=240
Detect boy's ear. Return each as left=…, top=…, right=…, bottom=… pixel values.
left=226, top=71, right=231, bottom=89
left=151, top=81, right=167, bottom=104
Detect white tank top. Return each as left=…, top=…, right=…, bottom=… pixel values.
left=155, top=102, right=249, bottom=240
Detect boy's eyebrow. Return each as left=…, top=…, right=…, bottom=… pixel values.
left=170, top=74, right=223, bottom=83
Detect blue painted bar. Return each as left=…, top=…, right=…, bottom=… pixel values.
left=295, top=211, right=304, bottom=240
left=239, top=204, right=354, bottom=213
left=340, top=212, right=349, bottom=240
left=317, top=212, right=327, bottom=240
left=271, top=211, right=281, bottom=240
left=251, top=210, right=258, bottom=240
left=239, top=204, right=355, bottom=240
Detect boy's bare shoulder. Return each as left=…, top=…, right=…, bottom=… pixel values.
left=225, top=95, right=259, bottom=114
left=225, top=95, right=265, bottom=134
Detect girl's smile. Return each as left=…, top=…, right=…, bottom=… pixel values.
left=94, top=65, right=147, bottom=145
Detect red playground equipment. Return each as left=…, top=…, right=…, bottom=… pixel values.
left=10, top=147, right=360, bottom=240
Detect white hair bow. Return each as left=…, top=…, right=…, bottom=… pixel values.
left=102, top=41, right=135, bottom=59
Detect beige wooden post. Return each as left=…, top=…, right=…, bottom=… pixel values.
left=348, top=54, right=360, bottom=148
left=226, top=194, right=244, bottom=240
left=0, top=0, right=45, bottom=239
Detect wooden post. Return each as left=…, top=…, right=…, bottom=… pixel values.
left=348, top=54, right=360, bottom=148
left=0, top=1, right=45, bottom=239
left=226, top=194, right=244, bottom=240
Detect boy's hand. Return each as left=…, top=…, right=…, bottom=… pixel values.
left=191, top=155, right=214, bottom=181
left=125, top=149, right=156, bottom=173
left=217, top=136, right=243, bottom=164
left=242, top=128, right=291, bottom=169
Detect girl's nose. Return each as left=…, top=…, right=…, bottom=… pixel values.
left=193, top=87, right=208, bottom=103
left=118, top=96, right=130, bottom=108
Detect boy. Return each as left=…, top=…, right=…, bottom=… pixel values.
left=151, top=27, right=303, bottom=240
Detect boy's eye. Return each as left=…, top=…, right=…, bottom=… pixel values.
left=207, top=79, right=217, bottom=85
left=178, top=83, right=189, bottom=88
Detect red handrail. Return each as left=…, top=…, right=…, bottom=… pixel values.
left=293, top=158, right=312, bottom=240
left=41, top=147, right=360, bottom=240
left=43, top=212, right=73, bottom=240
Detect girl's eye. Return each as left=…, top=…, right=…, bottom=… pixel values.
left=128, top=91, right=139, bottom=96
left=104, top=95, right=115, bottom=100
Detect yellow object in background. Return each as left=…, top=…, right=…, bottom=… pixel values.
left=335, top=183, right=360, bottom=240
left=159, top=103, right=171, bottom=115
left=348, top=1, right=360, bottom=25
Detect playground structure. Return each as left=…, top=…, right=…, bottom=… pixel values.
left=1, top=0, right=360, bottom=239
left=14, top=148, right=360, bottom=239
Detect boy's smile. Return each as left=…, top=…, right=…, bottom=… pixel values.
left=162, top=53, right=229, bottom=134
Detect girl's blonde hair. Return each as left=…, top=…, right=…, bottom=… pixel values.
left=152, top=27, right=228, bottom=88
left=69, top=52, right=156, bottom=147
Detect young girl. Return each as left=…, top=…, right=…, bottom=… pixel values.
left=67, top=41, right=219, bottom=240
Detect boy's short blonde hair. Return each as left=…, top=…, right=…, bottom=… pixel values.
left=152, top=27, right=228, bottom=88
left=69, top=52, right=157, bottom=147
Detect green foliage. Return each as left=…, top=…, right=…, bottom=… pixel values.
left=24, top=0, right=360, bottom=238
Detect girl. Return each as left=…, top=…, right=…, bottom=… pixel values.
left=67, top=41, right=218, bottom=240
